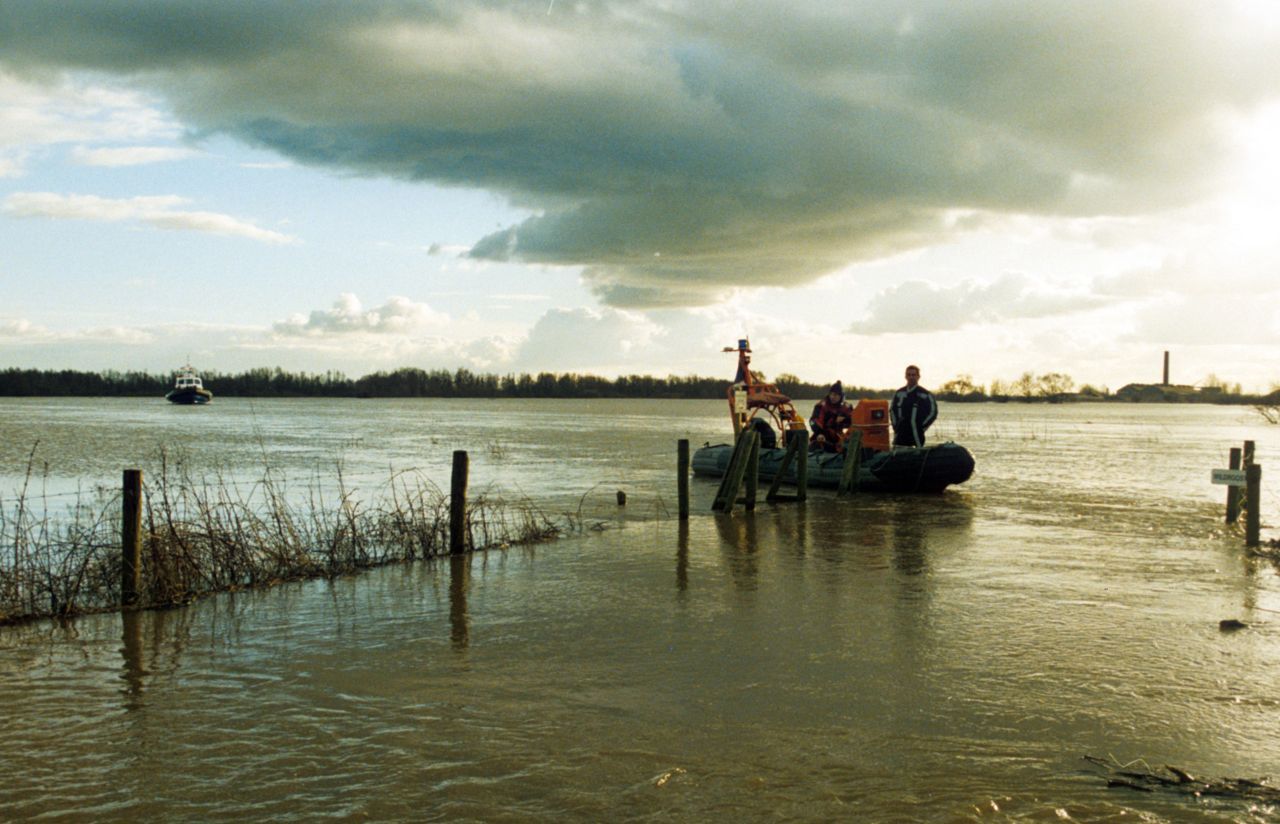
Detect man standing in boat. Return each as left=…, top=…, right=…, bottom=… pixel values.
left=809, top=381, right=853, bottom=451
left=891, top=365, right=937, bottom=447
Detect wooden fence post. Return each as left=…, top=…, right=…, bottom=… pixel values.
left=743, top=429, right=760, bottom=510
left=1246, top=463, right=1262, bottom=548
left=122, top=469, right=142, bottom=608
left=766, top=428, right=802, bottom=502
left=712, top=429, right=757, bottom=512
left=450, top=450, right=469, bottom=554
left=1226, top=446, right=1242, bottom=524
left=677, top=439, right=690, bottom=520
left=838, top=430, right=864, bottom=495
left=795, top=430, right=808, bottom=502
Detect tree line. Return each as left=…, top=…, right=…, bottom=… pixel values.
left=2, top=365, right=1275, bottom=405
left=0, top=366, right=850, bottom=400
left=935, top=371, right=1280, bottom=405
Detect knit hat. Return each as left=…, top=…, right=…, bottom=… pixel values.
left=828, top=381, right=844, bottom=400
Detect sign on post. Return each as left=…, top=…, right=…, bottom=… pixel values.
left=1212, top=468, right=1248, bottom=487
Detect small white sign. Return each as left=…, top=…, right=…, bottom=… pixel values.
left=1211, top=468, right=1247, bottom=486
left=734, top=386, right=747, bottom=414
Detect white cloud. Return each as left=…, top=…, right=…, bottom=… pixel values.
left=513, top=307, right=663, bottom=371
left=272, top=293, right=449, bottom=337
left=1131, top=294, right=1280, bottom=346
left=0, top=317, right=153, bottom=345
left=0, top=152, right=24, bottom=178
left=3, top=191, right=297, bottom=244
left=849, top=273, right=1109, bottom=334
left=0, top=318, right=50, bottom=340
left=70, top=145, right=196, bottom=166
left=0, top=70, right=177, bottom=156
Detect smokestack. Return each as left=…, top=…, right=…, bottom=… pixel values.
left=1163, top=351, right=1170, bottom=386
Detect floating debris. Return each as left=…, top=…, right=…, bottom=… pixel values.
left=1219, top=618, right=1249, bottom=631
left=1084, top=755, right=1280, bottom=802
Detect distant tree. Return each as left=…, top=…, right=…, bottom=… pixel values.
left=1202, top=373, right=1242, bottom=394
left=1255, top=383, right=1280, bottom=424
left=1012, top=372, right=1037, bottom=400
left=939, top=374, right=983, bottom=398
left=1036, top=372, right=1075, bottom=398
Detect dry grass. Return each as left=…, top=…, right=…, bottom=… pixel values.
left=1, top=449, right=561, bottom=626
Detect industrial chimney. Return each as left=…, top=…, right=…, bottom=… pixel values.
left=1162, top=351, right=1170, bottom=386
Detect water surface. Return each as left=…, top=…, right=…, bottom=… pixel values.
left=2, top=398, right=1279, bottom=821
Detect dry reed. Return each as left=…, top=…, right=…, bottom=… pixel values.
left=1, top=449, right=561, bottom=626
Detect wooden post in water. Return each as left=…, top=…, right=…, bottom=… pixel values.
left=450, top=450, right=469, bottom=554
left=743, top=429, right=760, bottom=510
left=121, top=469, right=142, bottom=608
left=716, top=432, right=747, bottom=509
left=721, top=430, right=757, bottom=510
left=712, top=429, right=757, bottom=512
left=1242, top=440, right=1256, bottom=522
left=766, top=428, right=802, bottom=502
left=1226, top=447, right=1243, bottom=524
left=795, top=430, right=808, bottom=503
left=838, top=430, right=864, bottom=495
left=712, top=431, right=745, bottom=511
left=1246, top=463, right=1262, bottom=548
left=677, top=439, right=690, bottom=520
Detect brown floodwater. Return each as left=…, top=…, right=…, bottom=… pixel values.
left=1, top=398, right=1278, bottom=821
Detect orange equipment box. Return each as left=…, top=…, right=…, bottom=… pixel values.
left=850, top=399, right=890, bottom=451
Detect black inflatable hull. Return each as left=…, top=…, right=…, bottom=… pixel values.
left=691, top=441, right=975, bottom=493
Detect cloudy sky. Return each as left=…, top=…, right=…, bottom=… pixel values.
left=2, top=0, right=1279, bottom=391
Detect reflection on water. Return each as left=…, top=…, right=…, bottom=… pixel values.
left=119, top=610, right=145, bottom=711
left=2, top=399, right=1279, bottom=821
left=676, top=520, right=690, bottom=593
left=449, top=554, right=470, bottom=652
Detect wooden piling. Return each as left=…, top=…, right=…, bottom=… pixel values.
left=121, top=469, right=142, bottom=608
left=762, top=432, right=803, bottom=501
left=795, top=430, right=808, bottom=503
left=766, top=428, right=802, bottom=502
left=677, top=439, right=690, bottom=520
left=449, top=553, right=470, bottom=650
left=712, top=429, right=757, bottom=511
left=721, top=430, right=756, bottom=510
left=1226, top=447, right=1242, bottom=524
left=1246, top=463, right=1262, bottom=548
left=716, top=435, right=747, bottom=511
left=743, top=429, right=760, bottom=510
left=711, top=431, right=744, bottom=510
left=450, top=450, right=468, bottom=554
left=838, top=430, right=863, bottom=495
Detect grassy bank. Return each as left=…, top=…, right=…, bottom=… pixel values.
left=1, top=451, right=562, bottom=626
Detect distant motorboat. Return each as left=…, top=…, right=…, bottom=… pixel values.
left=166, top=365, right=213, bottom=405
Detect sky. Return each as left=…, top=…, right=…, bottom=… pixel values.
left=2, top=0, right=1280, bottom=392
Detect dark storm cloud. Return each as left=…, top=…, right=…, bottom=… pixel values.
left=4, top=1, right=1278, bottom=306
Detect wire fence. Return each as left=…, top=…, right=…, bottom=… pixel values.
left=0, top=454, right=568, bottom=627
